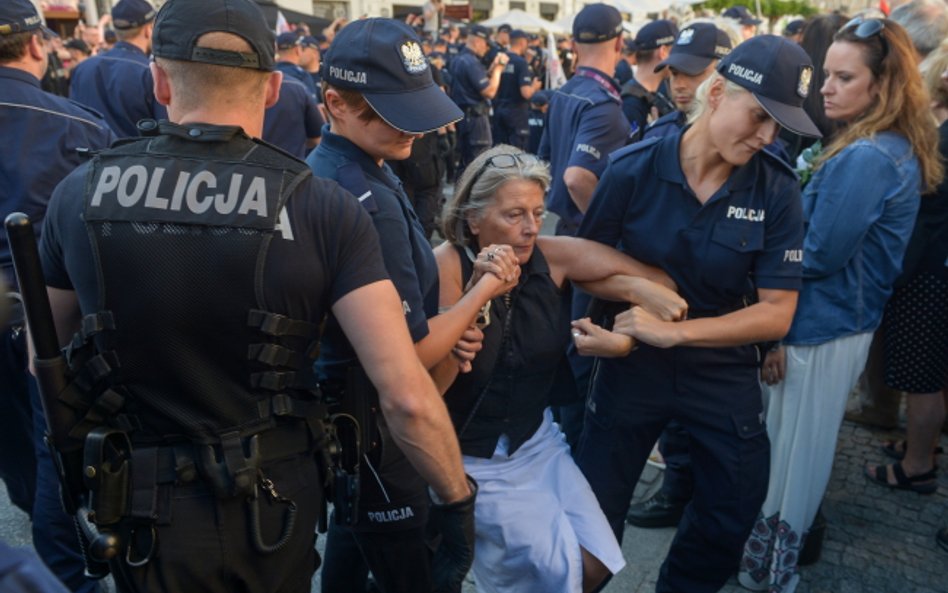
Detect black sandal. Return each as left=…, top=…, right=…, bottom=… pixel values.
left=865, top=461, right=938, bottom=495
left=880, top=440, right=944, bottom=461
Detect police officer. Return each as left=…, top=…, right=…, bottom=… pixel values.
left=620, top=19, right=678, bottom=140
left=300, top=35, right=324, bottom=103
left=0, top=3, right=115, bottom=591
left=449, top=24, right=507, bottom=173
left=492, top=29, right=541, bottom=150
left=538, top=3, right=631, bottom=446
left=571, top=36, right=821, bottom=593
left=614, top=38, right=635, bottom=86
left=262, top=48, right=324, bottom=159
left=275, top=31, right=320, bottom=105
left=69, top=0, right=166, bottom=138
left=724, top=5, right=762, bottom=40
left=624, top=22, right=734, bottom=531
left=37, top=2, right=477, bottom=591
left=308, top=18, right=518, bottom=593
left=526, top=89, right=550, bottom=155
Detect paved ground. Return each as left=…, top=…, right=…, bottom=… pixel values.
left=3, top=419, right=945, bottom=592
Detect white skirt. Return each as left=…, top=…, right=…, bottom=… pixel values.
left=739, top=331, right=873, bottom=593
left=463, top=408, right=626, bottom=593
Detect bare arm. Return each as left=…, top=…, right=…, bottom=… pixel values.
left=480, top=55, right=507, bottom=100
left=563, top=166, right=598, bottom=214
left=333, top=279, right=471, bottom=503
left=613, top=288, right=798, bottom=349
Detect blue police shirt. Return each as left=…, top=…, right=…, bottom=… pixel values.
left=263, top=78, right=323, bottom=159
left=495, top=52, right=534, bottom=107
left=276, top=61, right=319, bottom=104
left=614, top=59, right=633, bottom=86
left=579, top=126, right=803, bottom=312
left=0, top=66, right=115, bottom=286
left=538, top=67, right=631, bottom=228
left=69, top=41, right=167, bottom=138
left=307, top=126, right=439, bottom=379
left=449, top=47, right=489, bottom=108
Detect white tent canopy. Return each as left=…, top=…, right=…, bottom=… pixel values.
left=604, top=0, right=673, bottom=14
left=479, top=9, right=565, bottom=33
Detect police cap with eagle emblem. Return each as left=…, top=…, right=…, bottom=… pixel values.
left=152, top=0, right=276, bottom=71
left=717, top=35, right=821, bottom=138
left=322, top=18, right=463, bottom=134
left=655, top=23, right=732, bottom=76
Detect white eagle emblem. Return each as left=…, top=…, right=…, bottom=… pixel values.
left=400, top=41, right=428, bottom=74
left=677, top=28, right=695, bottom=45
left=797, top=66, right=813, bottom=98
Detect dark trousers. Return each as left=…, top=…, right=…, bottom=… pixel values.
left=111, top=454, right=322, bottom=593
left=577, top=345, right=769, bottom=593
left=457, top=113, right=491, bottom=176
left=659, top=421, right=694, bottom=502
left=321, top=520, right=432, bottom=593
left=0, top=326, right=36, bottom=516
left=492, top=106, right=529, bottom=150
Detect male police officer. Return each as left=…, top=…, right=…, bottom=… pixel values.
left=723, top=5, right=762, bottom=40
left=262, top=40, right=324, bottom=159
left=0, top=2, right=115, bottom=591
left=37, top=1, right=476, bottom=591
left=538, top=3, right=631, bottom=447
left=626, top=22, right=733, bottom=530
left=492, top=29, right=541, bottom=150
left=449, top=24, right=507, bottom=172
left=275, top=31, right=320, bottom=105
left=620, top=19, right=678, bottom=140
left=69, top=0, right=166, bottom=138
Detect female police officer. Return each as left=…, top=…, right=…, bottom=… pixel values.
left=571, top=36, right=821, bottom=593
left=306, top=19, right=519, bottom=593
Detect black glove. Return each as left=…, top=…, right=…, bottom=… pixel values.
left=427, top=476, right=477, bottom=593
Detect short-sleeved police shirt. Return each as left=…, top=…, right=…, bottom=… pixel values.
left=449, top=47, right=489, bottom=108
left=538, top=67, right=631, bottom=228
left=276, top=61, right=319, bottom=105
left=40, top=125, right=387, bottom=326
left=494, top=52, right=534, bottom=107
left=578, top=127, right=803, bottom=311
left=0, top=66, right=115, bottom=285
left=307, top=127, right=439, bottom=380
left=263, top=78, right=324, bottom=159
left=69, top=41, right=167, bottom=138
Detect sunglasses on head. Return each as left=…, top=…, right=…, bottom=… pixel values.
left=842, top=17, right=888, bottom=57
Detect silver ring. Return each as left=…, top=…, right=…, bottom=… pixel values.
left=487, top=252, right=495, bottom=262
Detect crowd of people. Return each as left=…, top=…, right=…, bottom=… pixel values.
left=0, top=0, right=946, bottom=592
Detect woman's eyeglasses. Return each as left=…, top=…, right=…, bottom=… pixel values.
left=468, top=152, right=541, bottom=192
left=842, top=17, right=888, bottom=57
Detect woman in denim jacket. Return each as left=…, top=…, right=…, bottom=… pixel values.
left=739, top=19, right=943, bottom=593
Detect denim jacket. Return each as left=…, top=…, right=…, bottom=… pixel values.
left=784, top=132, right=921, bottom=345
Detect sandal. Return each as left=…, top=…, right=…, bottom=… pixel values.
left=864, top=461, right=938, bottom=494
left=880, top=440, right=944, bottom=461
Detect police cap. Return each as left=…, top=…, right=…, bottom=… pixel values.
left=783, top=19, right=806, bottom=37
left=0, top=0, right=53, bottom=36
left=467, top=24, right=491, bottom=41
left=530, top=89, right=551, bottom=106
left=300, top=36, right=320, bottom=50
left=634, top=19, right=678, bottom=51
left=572, top=4, right=623, bottom=43
left=276, top=31, right=302, bottom=50
left=510, top=29, right=529, bottom=41
left=655, top=23, right=732, bottom=76
left=322, top=18, right=463, bottom=134
left=723, top=5, right=762, bottom=26
left=152, top=0, right=276, bottom=71
left=111, top=0, right=156, bottom=31
left=717, top=35, right=820, bottom=137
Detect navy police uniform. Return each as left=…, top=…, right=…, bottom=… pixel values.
left=263, top=76, right=324, bottom=159
left=538, top=66, right=630, bottom=233
left=69, top=40, right=167, bottom=138
left=449, top=46, right=492, bottom=170
left=621, top=77, right=675, bottom=141
left=576, top=127, right=804, bottom=593
left=492, top=51, right=535, bottom=149
left=276, top=61, right=320, bottom=105
left=0, top=31, right=115, bottom=590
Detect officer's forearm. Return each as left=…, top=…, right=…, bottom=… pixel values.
left=563, top=166, right=598, bottom=213
left=671, top=289, right=798, bottom=347
left=481, top=66, right=504, bottom=99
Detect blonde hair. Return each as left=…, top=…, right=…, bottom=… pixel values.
left=920, top=38, right=948, bottom=108
left=820, top=19, right=943, bottom=192
left=686, top=73, right=748, bottom=124
left=441, top=145, right=551, bottom=246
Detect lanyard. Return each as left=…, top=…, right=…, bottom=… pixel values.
left=573, top=67, right=622, bottom=103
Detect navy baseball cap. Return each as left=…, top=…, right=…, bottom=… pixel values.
left=276, top=32, right=302, bottom=50
left=0, top=0, right=53, bottom=36
left=717, top=35, right=820, bottom=137
left=655, top=23, right=732, bottom=75
left=300, top=36, right=320, bottom=50
left=510, top=29, right=529, bottom=41
left=634, top=20, right=679, bottom=50
left=497, top=24, right=512, bottom=33
left=152, top=0, right=276, bottom=71
left=723, top=5, right=762, bottom=26
left=111, top=0, right=156, bottom=30
left=573, top=4, right=623, bottom=43
left=322, top=18, right=463, bottom=134
left=530, top=89, right=551, bottom=106
left=783, top=19, right=806, bottom=37
left=468, top=24, right=490, bottom=41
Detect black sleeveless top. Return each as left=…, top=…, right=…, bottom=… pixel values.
left=444, top=243, right=573, bottom=458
